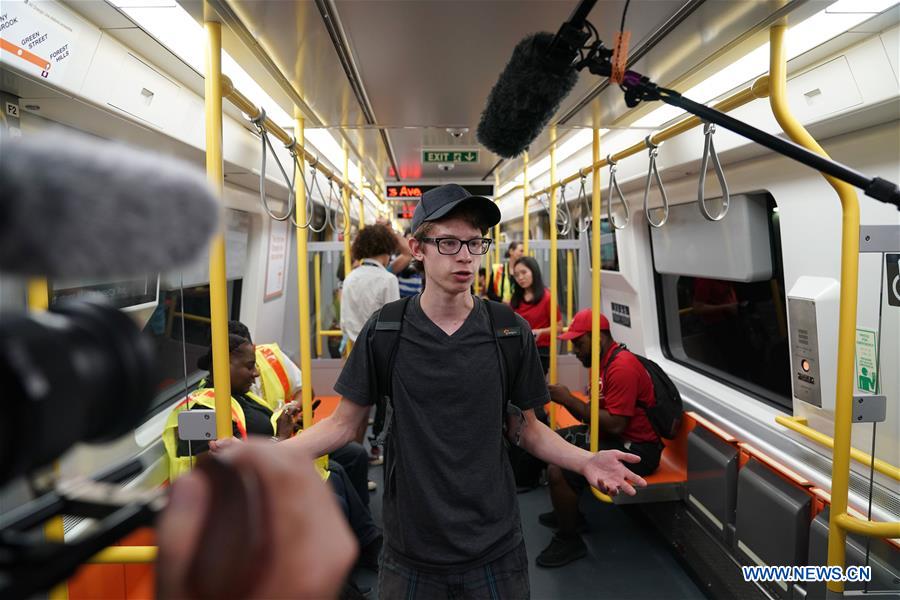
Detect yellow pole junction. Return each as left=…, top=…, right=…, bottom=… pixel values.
left=549, top=125, right=559, bottom=430
left=522, top=152, right=530, bottom=255
left=294, top=116, right=316, bottom=430
left=29, top=280, right=69, bottom=599
left=587, top=124, right=612, bottom=505
left=767, top=23, right=899, bottom=591
left=204, top=16, right=232, bottom=440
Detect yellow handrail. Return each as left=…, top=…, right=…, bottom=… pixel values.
left=295, top=114, right=315, bottom=430
left=205, top=18, right=233, bottom=441
left=525, top=76, right=770, bottom=202
left=775, top=416, right=900, bottom=481
left=566, top=250, right=574, bottom=354
left=522, top=152, right=530, bottom=254
left=587, top=120, right=613, bottom=505
left=549, top=125, right=559, bottom=431
left=767, top=23, right=897, bottom=594
left=221, top=77, right=367, bottom=204
left=29, top=280, right=68, bottom=599
left=834, top=513, right=900, bottom=539
left=319, top=329, right=343, bottom=337
left=314, top=253, right=323, bottom=357
left=88, top=546, right=158, bottom=564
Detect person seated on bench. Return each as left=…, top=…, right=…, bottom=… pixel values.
left=537, top=309, right=662, bottom=568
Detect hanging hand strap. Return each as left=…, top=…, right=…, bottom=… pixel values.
left=642, top=136, right=669, bottom=228
left=575, top=170, right=592, bottom=233
left=697, top=122, right=731, bottom=222
left=252, top=108, right=295, bottom=222
left=606, top=155, right=630, bottom=230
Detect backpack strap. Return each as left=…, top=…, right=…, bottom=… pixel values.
left=369, top=297, right=410, bottom=447
left=484, top=300, right=525, bottom=441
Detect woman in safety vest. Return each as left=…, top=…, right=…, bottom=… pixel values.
left=162, top=334, right=301, bottom=481
left=487, top=240, right=524, bottom=303
left=162, top=334, right=384, bottom=572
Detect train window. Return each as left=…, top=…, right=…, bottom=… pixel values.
left=586, top=217, right=619, bottom=271
left=142, top=279, right=243, bottom=414
left=653, top=194, right=792, bottom=409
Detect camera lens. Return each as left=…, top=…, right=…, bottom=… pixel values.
left=0, top=300, right=157, bottom=485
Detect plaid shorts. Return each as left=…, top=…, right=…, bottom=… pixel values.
left=378, top=541, right=530, bottom=600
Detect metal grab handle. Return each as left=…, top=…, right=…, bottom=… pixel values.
left=558, top=184, right=572, bottom=237
left=606, top=156, right=630, bottom=230
left=698, top=122, right=731, bottom=221
left=642, top=136, right=669, bottom=228
left=252, top=108, right=295, bottom=222
left=575, top=171, right=592, bottom=233
left=538, top=190, right=572, bottom=236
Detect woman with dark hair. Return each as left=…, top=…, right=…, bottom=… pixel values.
left=511, top=256, right=561, bottom=375
left=487, top=240, right=524, bottom=303
left=162, top=334, right=383, bottom=572
left=162, top=334, right=301, bottom=480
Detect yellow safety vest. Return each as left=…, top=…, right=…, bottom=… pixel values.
left=162, top=388, right=328, bottom=482
left=491, top=262, right=515, bottom=303
left=255, top=343, right=293, bottom=412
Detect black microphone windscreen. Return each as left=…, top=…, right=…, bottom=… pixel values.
left=0, top=131, right=220, bottom=277
left=477, top=32, right=579, bottom=159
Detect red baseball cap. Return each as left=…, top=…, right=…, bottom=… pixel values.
left=558, top=308, right=610, bottom=341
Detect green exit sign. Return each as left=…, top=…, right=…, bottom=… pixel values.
left=423, top=150, right=479, bottom=163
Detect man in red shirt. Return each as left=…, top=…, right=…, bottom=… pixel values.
left=536, top=309, right=662, bottom=568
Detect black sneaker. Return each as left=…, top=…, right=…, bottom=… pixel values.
left=537, top=511, right=589, bottom=532
left=536, top=534, right=588, bottom=568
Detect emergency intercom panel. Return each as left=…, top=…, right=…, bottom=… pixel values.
left=787, top=277, right=839, bottom=412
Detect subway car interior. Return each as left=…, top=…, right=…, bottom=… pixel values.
left=1, top=0, right=899, bottom=598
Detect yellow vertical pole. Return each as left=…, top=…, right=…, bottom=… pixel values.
left=566, top=250, right=574, bottom=353
left=522, top=152, right=530, bottom=254
left=314, top=252, right=322, bottom=358
left=342, top=140, right=352, bottom=279
left=204, top=12, right=232, bottom=440
left=294, top=116, right=315, bottom=429
left=769, top=24, right=860, bottom=594
left=342, top=141, right=352, bottom=354
left=494, top=172, right=501, bottom=267
left=29, top=279, right=68, bottom=600
left=549, top=126, right=559, bottom=431
left=589, top=123, right=602, bottom=454
left=358, top=147, right=365, bottom=229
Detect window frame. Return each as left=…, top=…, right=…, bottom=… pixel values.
left=651, top=192, right=792, bottom=412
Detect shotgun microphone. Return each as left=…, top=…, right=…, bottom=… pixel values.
left=476, top=1, right=598, bottom=158
left=0, top=131, right=219, bottom=278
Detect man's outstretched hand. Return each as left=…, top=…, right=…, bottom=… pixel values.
left=582, top=450, right=647, bottom=496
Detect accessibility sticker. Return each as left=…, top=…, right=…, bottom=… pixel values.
left=855, top=328, right=878, bottom=393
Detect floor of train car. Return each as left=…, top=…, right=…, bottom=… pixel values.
left=351, top=459, right=703, bottom=599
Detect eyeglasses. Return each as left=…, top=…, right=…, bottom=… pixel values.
left=421, top=237, right=493, bottom=255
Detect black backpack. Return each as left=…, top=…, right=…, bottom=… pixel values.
left=367, top=296, right=524, bottom=447
left=605, top=345, right=683, bottom=439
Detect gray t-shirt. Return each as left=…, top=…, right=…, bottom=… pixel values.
left=334, top=295, right=549, bottom=572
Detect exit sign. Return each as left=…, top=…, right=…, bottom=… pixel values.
left=423, top=150, right=479, bottom=163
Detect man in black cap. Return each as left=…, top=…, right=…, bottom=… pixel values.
left=288, top=184, right=646, bottom=598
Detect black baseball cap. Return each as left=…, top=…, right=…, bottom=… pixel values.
left=410, top=183, right=501, bottom=232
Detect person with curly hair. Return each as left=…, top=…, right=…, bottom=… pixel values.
left=341, top=224, right=402, bottom=343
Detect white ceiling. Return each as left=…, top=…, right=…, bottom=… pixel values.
left=196, top=0, right=828, bottom=185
